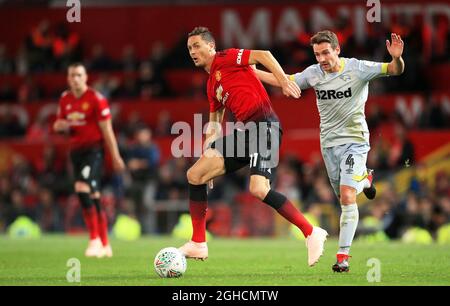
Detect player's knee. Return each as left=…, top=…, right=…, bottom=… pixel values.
left=340, top=189, right=356, bottom=205
left=249, top=182, right=269, bottom=200
left=75, top=181, right=90, bottom=193
left=186, top=168, right=205, bottom=185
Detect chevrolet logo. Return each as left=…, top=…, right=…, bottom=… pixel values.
left=67, top=112, right=86, bottom=121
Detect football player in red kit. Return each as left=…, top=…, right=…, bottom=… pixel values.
left=54, top=63, right=125, bottom=258
left=179, top=27, right=328, bottom=267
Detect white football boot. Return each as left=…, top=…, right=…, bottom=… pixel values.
left=85, top=237, right=103, bottom=258
left=102, top=244, right=113, bottom=258
left=178, top=240, right=208, bottom=260
left=305, top=227, right=328, bottom=266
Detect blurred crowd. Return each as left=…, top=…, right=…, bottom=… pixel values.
left=1, top=132, right=446, bottom=239
left=0, top=119, right=448, bottom=239
left=359, top=167, right=450, bottom=240
left=0, top=14, right=449, bottom=103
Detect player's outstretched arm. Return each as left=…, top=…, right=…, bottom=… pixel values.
left=99, top=118, right=126, bottom=172
left=386, top=33, right=405, bottom=76
left=248, top=50, right=301, bottom=98
left=252, top=67, right=283, bottom=87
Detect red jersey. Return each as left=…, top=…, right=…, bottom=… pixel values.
left=207, top=48, right=276, bottom=123
left=57, top=88, right=111, bottom=150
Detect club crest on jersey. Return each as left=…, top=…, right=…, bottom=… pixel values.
left=339, top=74, right=351, bottom=81
left=82, top=102, right=90, bottom=111
left=215, top=71, right=221, bottom=81
left=316, top=87, right=352, bottom=100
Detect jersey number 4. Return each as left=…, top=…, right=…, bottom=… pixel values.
left=345, top=154, right=355, bottom=169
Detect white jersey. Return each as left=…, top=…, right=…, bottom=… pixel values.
left=291, top=58, right=388, bottom=148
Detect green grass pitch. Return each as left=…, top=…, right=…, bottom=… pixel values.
left=0, top=235, right=449, bottom=286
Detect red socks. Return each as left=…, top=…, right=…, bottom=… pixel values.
left=81, top=196, right=109, bottom=245
left=82, top=206, right=99, bottom=240
left=187, top=183, right=313, bottom=241
left=189, top=184, right=208, bottom=243
left=277, top=200, right=313, bottom=237
left=263, top=189, right=313, bottom=238
left=189, top=200, right=208, bottom=243
left=97, top=210, right=109, bottom=246
left=92, top=198, right=109, bottom=246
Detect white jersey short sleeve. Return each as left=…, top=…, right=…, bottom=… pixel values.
left=290, top=66, right=320, bottom=90
left=357, top=60, right=389, bottom=81
left=291, top=58, right=388, bottom=148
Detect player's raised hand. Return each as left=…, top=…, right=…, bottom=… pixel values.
left=386, top=33, right=404, bottom=59
left=281, top=79, right=302, bottom=98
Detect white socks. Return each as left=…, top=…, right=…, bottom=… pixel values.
left=338, top=203, right=359, bottom=255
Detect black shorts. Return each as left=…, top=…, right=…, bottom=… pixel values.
left=70, top=147, right=104, bottom=193
left=210, top=118, right=282, bottom=181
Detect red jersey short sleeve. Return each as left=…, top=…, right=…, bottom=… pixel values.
left=57, top=88, right=109, bottom=150
left=57, top=91, right=70, bottom=120
left=223, top=48, right=251, bottom=66
left=206, top=49, right=275, bottom=123
left=94, top=92, right=112, bottom=121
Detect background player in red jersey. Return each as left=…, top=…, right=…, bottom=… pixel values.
left=53, top=63, right=125, bottom=258
left=179, top=27, right=328, bottom=267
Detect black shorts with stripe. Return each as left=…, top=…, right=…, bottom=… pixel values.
left=210, top=117, right=282, bottom=181
left=70, top=146, right=104, bottom=193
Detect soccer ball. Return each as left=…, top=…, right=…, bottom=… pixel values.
left=154, top=247, right=187, bottom=278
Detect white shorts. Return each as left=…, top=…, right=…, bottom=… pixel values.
left=321, top=143, right=370, bottom=197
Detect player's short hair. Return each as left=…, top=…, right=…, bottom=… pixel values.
left=68, top=62, right=86, bottom=71
left=310, top=30, right=339, bottom=49
left=188, top=26, right=215, bottom=44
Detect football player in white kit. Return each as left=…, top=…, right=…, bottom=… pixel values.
left=254, top=30, right=404, bottom=272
